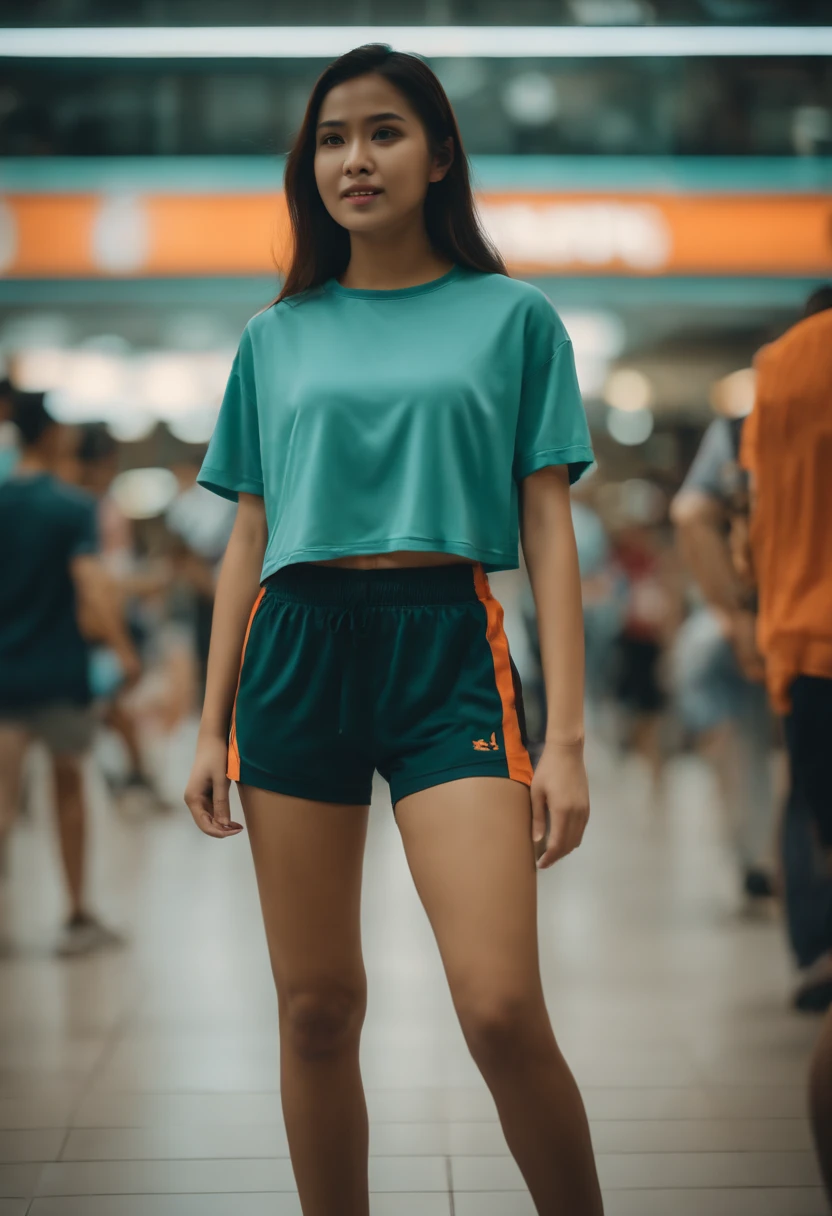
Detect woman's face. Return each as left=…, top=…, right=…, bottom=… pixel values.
left=313, top=73, right=451, bottom=236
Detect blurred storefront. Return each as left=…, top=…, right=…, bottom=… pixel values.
left=1, top=3, right=831, bottom=489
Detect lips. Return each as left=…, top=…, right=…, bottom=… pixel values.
left=341, top=188, right=383, bottom=199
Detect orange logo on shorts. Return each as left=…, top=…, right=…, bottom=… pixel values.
left=473, top=732, right=500, bottom=751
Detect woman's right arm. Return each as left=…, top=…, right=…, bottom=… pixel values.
left=184, top=492, right=267, bottom=838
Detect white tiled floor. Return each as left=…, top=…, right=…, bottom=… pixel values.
left=0, top=573, right=829, bottom=1214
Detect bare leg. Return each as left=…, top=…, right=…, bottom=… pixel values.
left=633, top=713, right=664, bottom=804
left=0, top=727, right=29, bottom=877
left=106, top=698, right=145, bottom=777
left=700, top=723, right=745, bottom=862
left=396, top=776, right=604, bottom=1216
left=52, top=754, right=88, bottom=919
left=239, top=785, right=371, bottom=1216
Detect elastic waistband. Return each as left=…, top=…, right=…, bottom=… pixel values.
left=263, top=560, right=485, bottom=608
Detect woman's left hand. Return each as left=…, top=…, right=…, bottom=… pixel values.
left=531, top=742, right=590, bottom=870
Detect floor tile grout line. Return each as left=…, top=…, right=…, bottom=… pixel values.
left=10, top=1191, right=461, bottom=1201
left=62, top=986, right=147, bottom=1141
left=14, top=1114, right=818, bottom=1121
left=9, top=1147, right=821, bottom=1163
left=5, top=1114, right=818, bottom=1130
left=11, top=1187, right=829, bottom=1194
left=18, top=996, right=156, bottom=1213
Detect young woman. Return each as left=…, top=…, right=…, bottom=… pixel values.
left=185, top=43, right=603, bottom=1216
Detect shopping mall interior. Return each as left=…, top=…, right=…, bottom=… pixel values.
left=1, top=2, right=831, bottom=1212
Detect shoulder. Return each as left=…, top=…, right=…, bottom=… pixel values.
left=241, top=304, right=280, bottom=347
left=468, top=271, right=570, bottom=344
left=33, top=477, right=98, bottom=532
left=247, top=284, right=329, bottom=328
left=241, top=286, right=329, bottom=350
left=51, top=478, right=97, bottom=521
left=756, top=310, right=832, bottom=371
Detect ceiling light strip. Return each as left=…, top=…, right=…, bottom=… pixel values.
left=1, top=26, right=831, bottom=58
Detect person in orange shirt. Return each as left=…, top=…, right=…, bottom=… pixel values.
left=741, top=284, right=832, bottom=1208
left=740, top=284, right=832, bottom=1011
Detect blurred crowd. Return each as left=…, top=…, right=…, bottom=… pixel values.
left=522, top=422, right=779, bottom=907
left=0, top=287, right=830, bottom=1014
left=520, top=285, right=832, bottom=1027
left=0, top=379, right=235, bottom=954
left=1, top=279, right=832, bottom=1195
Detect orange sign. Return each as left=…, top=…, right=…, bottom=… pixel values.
left=1, top=191, right=830, bottom=277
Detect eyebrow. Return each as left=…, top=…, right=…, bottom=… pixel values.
left=317, top=111, right=407, bottom=130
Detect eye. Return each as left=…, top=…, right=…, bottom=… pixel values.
left=320, top=134, right=343, bottom=146
left=373, top=127, right=399, bottom=140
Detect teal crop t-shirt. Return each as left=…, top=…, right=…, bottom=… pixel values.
left=197, top=263, right=594, bottom=577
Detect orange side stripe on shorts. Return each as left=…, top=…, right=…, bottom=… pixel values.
left=472, top=564, right=534, bottom=786
left=227, top=587, right=266, bottom=782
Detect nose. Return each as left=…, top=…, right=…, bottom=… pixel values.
left=342, top=135, right=375, bottom=180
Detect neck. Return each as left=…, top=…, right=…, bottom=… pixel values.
left=16, top=452, right=49, bottom=474
left=340, top=224, right=453, bottom=291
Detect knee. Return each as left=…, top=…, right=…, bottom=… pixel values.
left=282, top=983, right=366, bottom=1062
left=457, top=991, right=546, bottom=1069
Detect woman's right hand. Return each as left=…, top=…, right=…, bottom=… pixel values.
left=184, top=733, right=245, bottom=838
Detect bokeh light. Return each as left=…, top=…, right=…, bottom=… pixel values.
left=604, top=367, right=654, bottom=412
left=606, top=404, right=655, bottom=445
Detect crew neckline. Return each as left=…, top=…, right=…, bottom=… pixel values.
left=327, top=263, right=463, bottom=300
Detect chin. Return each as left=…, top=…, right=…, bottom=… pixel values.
left=340, top=214, right=395, bottom=234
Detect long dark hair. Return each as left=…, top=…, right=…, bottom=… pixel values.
left=275, top=43, right=506, bottom=303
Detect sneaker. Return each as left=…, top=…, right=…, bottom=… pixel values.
left=122, top=771, right=154, bottom=793
left=743, top=867, right=776, bottom=900
left=54, top=913, right=128, bottom=958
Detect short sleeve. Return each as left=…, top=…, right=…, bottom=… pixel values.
left=679, top=419, right=734, bottom=503
left=513, top=335, right=594, bottom=485
left=67, top=495, right=99, bottom=559
left=197, top=327, right=263, bottom=503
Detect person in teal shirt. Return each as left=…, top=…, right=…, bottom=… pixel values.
left=0, top=393, right=138, bottom=958
left=186, top=43, right=603, bottom=1216
left=199, top=261, right=592, bottom=579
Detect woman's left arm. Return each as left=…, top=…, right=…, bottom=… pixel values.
left=519, top=464, right=590, bottom=871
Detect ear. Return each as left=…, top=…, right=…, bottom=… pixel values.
left=428, top=136, right=454, bottom=184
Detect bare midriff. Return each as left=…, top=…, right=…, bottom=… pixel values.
left=308, top=550, right=478, bottom=570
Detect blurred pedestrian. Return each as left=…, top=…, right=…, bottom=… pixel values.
left=75, top=423, right=167, bottom=802
left=165, top=453, right=236, bottom=702
left=610, top=507, right=680, bottom=799
left=739, top=285, right=832, bottom=1011
left=671, top=411, right=777, bottom=905
left=521, top=487, right=623, bottom=749
left=0, top=393, right=139, bottom=955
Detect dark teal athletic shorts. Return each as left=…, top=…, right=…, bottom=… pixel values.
left=227, top=561, right=534, bottom=809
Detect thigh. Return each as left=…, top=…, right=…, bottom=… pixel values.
left=238, top=785, right=370, bottom=999
left=395, top=776, right=543, bottom=1009
left=0, top=724, right=31, bottom=819
left=34, top=704, right=95, bottom=759
left=375, top=575, right=533, bottom=807
left=234, top=593, right=373, bottom=805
